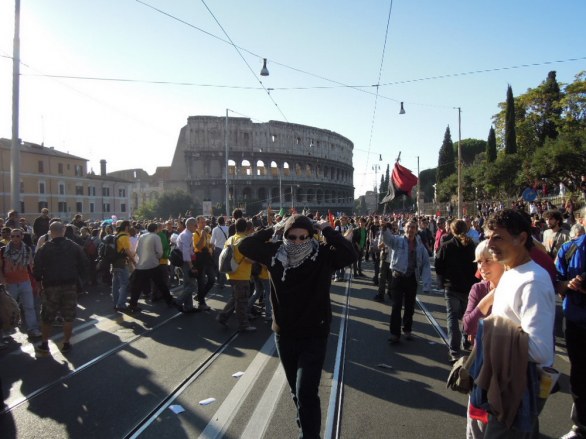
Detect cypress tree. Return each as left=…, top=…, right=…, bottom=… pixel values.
left=437, top=125, right=456, bottom=182
left=487, top=126, right=497, bottom=162
left=539, top=70, right=562, bottom=145
left=505, top=84, right=518, bottom=154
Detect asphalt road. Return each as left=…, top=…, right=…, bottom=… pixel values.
left=0, top=260, right=575, bottom=438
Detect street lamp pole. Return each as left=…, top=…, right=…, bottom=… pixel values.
left=456, top=107, right=462, bottom=218
left=225, top=109, right=229, bottom=217
left=11, top=0, right=21, bottom=213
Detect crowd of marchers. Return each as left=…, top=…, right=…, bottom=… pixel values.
left=1, top=195, right=586, bottom=439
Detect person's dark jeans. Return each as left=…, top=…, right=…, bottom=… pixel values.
left=445, top=290, right=468, bottom=356
left=129, top=266, right=172, bottom=307
left=389, top=273, right=417, bottom=337
left=275, top=334, right=328, bottom=439
left=353, top=248, right=364, bottom=274
left=378, top=260, right=390, bottom=297
left=196, top=261, right=216, bottom=304
left=566, top=320, right=586, bottom=434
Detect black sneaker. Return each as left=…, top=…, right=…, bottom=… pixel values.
left=61, top=342, right=72, bottom=353
left=36, top=342, right=50, bottom=354
left=373, top=294, right=384, bottom=303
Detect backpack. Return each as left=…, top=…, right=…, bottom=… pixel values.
left=96, top=234, right=123, bottom=270
left=218, top=240, right=243, bottom=274
left=0, top=284, right=21, bottom=331
left=84, top=237, right=98, bottom=260
left=169, top=248, right=183, bottom=267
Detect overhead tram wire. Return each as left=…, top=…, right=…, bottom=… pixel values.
left=199, top=0, right=289, bottom=123
left=363, top=0, right=395, bottom=183
left=133, top=1, right=586, bottom=114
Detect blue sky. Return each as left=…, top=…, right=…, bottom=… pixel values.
left=1, top=0, right=585, bottom=197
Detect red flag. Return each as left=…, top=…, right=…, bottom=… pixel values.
left=328, top=210, right=335, bottom=228
left=380, top=162, right=418, bottom=203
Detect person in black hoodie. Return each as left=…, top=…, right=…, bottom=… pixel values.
left=239, top=214, right=356, bottom=439
left=435, top=219, right=479, bottom=363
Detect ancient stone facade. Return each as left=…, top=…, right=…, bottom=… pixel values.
left=169, top=116, right=355, bottom=215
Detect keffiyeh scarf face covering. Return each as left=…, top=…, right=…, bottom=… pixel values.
left=272, top=237, right=319, bottom=281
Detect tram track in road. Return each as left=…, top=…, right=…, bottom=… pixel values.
left=2, top=272, right=356, bottom=437
left=125, top=330, right=242, bottom=439
left=127, top=271, right=355, bottom=439
left=0, top=310, right=185, bottom=416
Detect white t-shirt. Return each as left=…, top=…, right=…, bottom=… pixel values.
left=210, top=225, right=229, bottom=250
left=491, top=259, right=555, bottom=367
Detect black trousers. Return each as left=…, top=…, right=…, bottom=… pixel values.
left=389, top=273, right=417, bottom=337
left=275, top=334, right=328, bottom=439
left=196, top=262, right=216, bottom=304
left=129, top=266, right=172, bottom=307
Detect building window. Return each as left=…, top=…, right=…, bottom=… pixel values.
left=118, top=188, right=126, bottom=197
left=38, top=161, right=44, bottom=173
left=58, top=163, right=64, bottom=174
left=39, top=182, right=45, bottom=194
left=102, top=187, right=110, bottom=197
left=121, top=203, right=126, bottom=213
left=75, top=185, right=84, bottom=195
left=75, top=165, right=84, bottom=177
left=58, top=202, right=67, bottom=213
left=20, top=201, right=25, bottom=214
left=76, top=202, right=83, bottom=213
left=38, top=201, right=48, bottom=211
left=103, top=203, right=110, bottom=213
left=89, top=203, right=95, bottom=213
left=20, top=181, right=24, bottom=193
left=59, top=183, right=65, bottom=195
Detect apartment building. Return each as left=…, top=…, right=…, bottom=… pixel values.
left=0, top=138, right=132, bottom=222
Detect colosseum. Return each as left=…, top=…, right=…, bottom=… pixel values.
left=166, top=115, right=355, bottom=215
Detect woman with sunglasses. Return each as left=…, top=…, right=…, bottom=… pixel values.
left=239, top=214, right=357, bottom=439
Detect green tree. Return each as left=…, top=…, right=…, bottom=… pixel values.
left=379, top=164, right=390, bottom=203
left=524, top=133, right=586, bottom=187
left=437, top=126, right=456, bottom=182
left=559, top=71, right=586, bottom=140
left=134, top=190, right=197, bottom=220
left=505, top=84, right=518, bottom=154
left=454, top=138, right=487, bottom=165
left=486, top=126, right=497, bottom=162
left=436, top=173, right=458, bottom=203
left=419, top=168, right=437, bottom=202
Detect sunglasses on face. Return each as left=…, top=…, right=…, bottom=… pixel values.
left=287, top=234, right=309, bottom=242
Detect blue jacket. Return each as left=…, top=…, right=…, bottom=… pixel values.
left=556, top=234, right=586, bottom=281
left=381, top=229, right=432, bottom=291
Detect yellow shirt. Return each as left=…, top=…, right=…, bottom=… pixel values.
left=193, top=230, right=212, bottom=255
left=115, top=233, right=131, bottom=254
left=225, top=233, right=252, bottom=281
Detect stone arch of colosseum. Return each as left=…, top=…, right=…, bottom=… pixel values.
left=169, top=116, right=355, bottom=215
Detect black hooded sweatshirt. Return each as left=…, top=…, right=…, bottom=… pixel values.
left=239, top=226, right=357, bottom=338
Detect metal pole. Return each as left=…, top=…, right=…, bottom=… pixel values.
left=11, top=0, right=21, bottom=213
left=457, top=107, right=462, bottom=218
left=417, top=156, right=420, bottom=215
left=225, top=109, right=229, bottom=217
left=279, top=168, right=282, bottom=209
